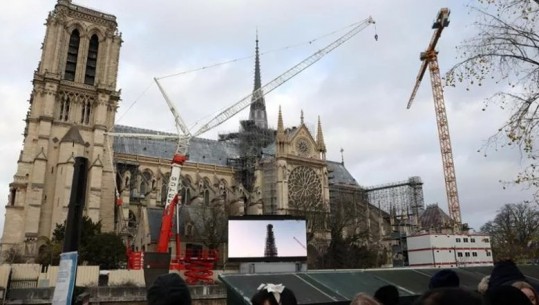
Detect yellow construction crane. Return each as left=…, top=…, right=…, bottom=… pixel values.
left=407, top=8, right=462, bottom=229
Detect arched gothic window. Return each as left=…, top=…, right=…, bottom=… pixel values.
left=185, top=189, right=191, bottom=204
left=115, top=173, right=122, bottom=193
left=185, top=223, right=193, bottom=237
left=65, top=29, right=80, bottom=81
left=85, top=34, right=99, bottom=85
left=160, top=186, right=167, bottom=206
left=80, top=101, right=91, bottom=124
left=58, top=95, right=70, bottom=121
left=219, top=180, right=227, bottom=200
left=160, top=173, right=170, bottom=205
left=204, top=189, right=210, bottom=205
left=140, top=171, right=153, bottom=197
left=180, top=184, right=192, bottom=205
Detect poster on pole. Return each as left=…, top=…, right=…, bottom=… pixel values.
left=52, top=251, right=78, bottom=305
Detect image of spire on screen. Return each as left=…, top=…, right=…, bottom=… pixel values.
left=227, top=217, right=307, bottom=262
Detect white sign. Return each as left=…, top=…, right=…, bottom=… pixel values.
left=52, top=251, right=78, bottom=305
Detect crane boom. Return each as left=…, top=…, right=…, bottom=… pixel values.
left=407, top=9, right=448, bottom=110
left=407, top=8, right=462, bottom=228
left=155, top=77, right=192, bottom=155
left=155, top=77, right=192, bottom=138
left=193, top=16, right=375, bottom=138
left=407, top=60, right=428, bottom=109
left=105, top=132, right=181, bottom=140
left=293, top=236, right=307, bottom=250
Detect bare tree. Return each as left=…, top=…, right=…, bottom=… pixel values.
left=190, top=202, right=228, bottom=251
left=315, top=188, right=384, bottom=269
left=2, top=247, right=25, bottom=264
left=446, top=1, right=539, bottom=197
left=480, top=203, right=539, bottom=261
left=329, top=190, right=368, bottom=242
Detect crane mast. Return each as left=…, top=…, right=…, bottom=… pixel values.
left=407, top=8, right=462, bottom=228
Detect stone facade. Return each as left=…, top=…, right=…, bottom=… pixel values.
left=1, top=0, right=121, bottom=255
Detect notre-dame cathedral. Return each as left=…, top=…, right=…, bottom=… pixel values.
left=1, top=1, right=428, bottom=265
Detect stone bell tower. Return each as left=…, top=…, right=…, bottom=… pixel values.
left=1, top=0, right=122, bottom=256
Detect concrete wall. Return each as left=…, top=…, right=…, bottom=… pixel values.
left=5, top=285, right=226, bottom=305
left=107, top=269, right=145, bottom=287
left=1, top=263, right=226, bottom=304
left=239, top=262, right=307, bottom=273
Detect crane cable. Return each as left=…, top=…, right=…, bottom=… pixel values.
left=115, top=81, right=154, bottom=124
left=156, top=20, right=367, bottom=80
left=115, top=20, right=371, bottom=124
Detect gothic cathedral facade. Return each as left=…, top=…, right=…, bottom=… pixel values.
left=2, top=1, right=121, bottom=254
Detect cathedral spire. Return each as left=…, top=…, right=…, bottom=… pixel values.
left=316, top=116, right=326, bottom=152
left=254, top=30, right=262, bottom=93
left=276, top=106, right=287, bottom=156
left=248, top=31, right=268, bottom=129
left=277, top=106, right=284, bottom=135
left=317, top=116, right=326, bottom=160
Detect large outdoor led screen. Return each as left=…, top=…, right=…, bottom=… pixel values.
left=227, top=216, right=307, bottom=262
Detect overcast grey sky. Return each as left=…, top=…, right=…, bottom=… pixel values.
left=0, top=0, right=534, bottom=235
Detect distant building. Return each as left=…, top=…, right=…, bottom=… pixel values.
left=407, top=233, right=493, bottom=268
left=419, top=204, right=455, bottom=234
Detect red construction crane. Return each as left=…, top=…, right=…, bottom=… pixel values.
left=407, top=8, right=462, bottom=229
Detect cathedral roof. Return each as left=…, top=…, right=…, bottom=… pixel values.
left=327, top=161, right=359, bottom=187
left=113, top=125, right=359, bottom=186
left=419, top=204, right=453, bottom=230
left=112, top=125, right=240, bottom=166
left=61, top=126, right=85, bottom=145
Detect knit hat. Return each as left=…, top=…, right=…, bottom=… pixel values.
left=428, top=269, right=460, bottom=289
left=488, top=260, right=527, bottom=291
left=147, top=273, right=191, bottom=305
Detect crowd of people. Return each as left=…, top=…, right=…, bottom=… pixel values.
left=145, top=259, right=539, bottom=305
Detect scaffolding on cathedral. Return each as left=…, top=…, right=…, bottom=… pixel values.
left=221, top=119, right=275, bottom=197
left=261, top=158, right=278, bottom=214
left=365, top=176, right=424, bottom=232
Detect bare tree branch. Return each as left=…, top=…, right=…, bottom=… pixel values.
left=446, top=1, right=539, bottom=198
